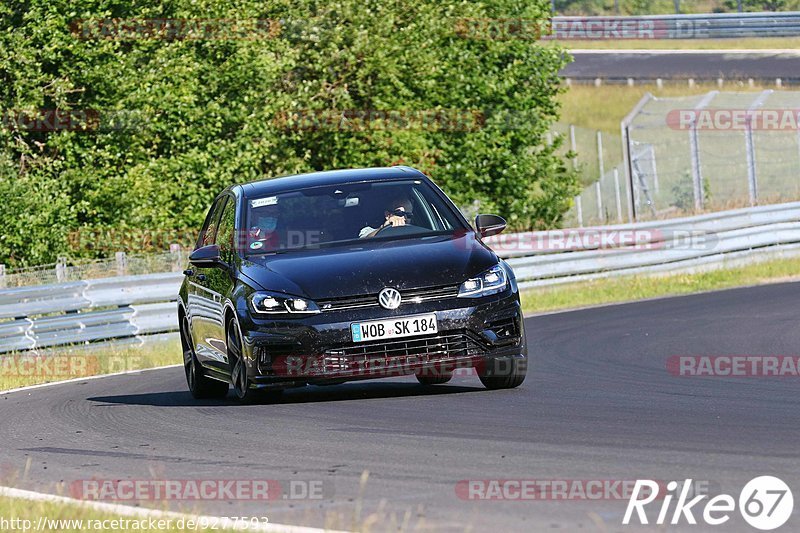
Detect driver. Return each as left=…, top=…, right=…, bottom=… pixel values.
left=359, top=197, right=413, bottom=239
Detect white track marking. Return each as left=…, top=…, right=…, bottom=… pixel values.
left=0, top=369, right=352, bottom=532
left=0, top=486, right=348, bottom=533
left=0, top=364, right=182, bottom=396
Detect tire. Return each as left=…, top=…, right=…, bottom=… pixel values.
left=227, top=316, right=276, bottom=404
left=181, top=314, right=229, bottom=399
left=478, top=357, right=527, bottom=390
left=416, top=373, right=452, bottom=385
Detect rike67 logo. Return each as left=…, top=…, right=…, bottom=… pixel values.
left=624, top=476, right=793, bottom=530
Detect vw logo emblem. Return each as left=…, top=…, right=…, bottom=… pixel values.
left=378, top=288, right=402, bottom=310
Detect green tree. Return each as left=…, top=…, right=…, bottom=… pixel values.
left=0, top=0, right=576, bottom=266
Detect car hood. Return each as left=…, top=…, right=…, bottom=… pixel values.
left=239, top=232, right=498, bottom=300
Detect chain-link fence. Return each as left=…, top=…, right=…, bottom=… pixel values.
left=0, top=248, right=189, bottom=288
left=620, top=90, right=800, bottom=222
left=552, top=123, right=627, bottom=227
left=566, top=90, right=800, bottom=228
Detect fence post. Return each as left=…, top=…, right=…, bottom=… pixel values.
left=744, top=90, right=772, bottom=207
left=649, top=144, right=659, bottom=194
left=622, top=93, right=654, bottom=223
left=575, top=195, right=583, bottom=228
left=569, top=124, right=578, bottom=171
left=116, top=252, right=128, bottom=277
left=170, top=243, right=182, bottom=272
left=595, top=181, right=604, bottom=223
left=688, top=91, right=718, bottom=212
left=596, top=131, right=606, bottom=223
left=596, top=130, right=605, bottom=179
left=796, top=122, right=800, bottom=176
left=744, top=122, right=758, bottom=206
left=613, top=168, right=623, bottom=222
left=56, top=257, right=67, bottom=283
left=0, top=264, right=5, bottom=289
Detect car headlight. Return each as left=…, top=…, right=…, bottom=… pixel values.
left=458, top=264, right=508, bottom=298
left=249, top=292, right=320, bottom=315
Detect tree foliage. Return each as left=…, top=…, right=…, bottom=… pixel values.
left=0, top=0, right=576, bottom=266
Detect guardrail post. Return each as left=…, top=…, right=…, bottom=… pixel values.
left=170, top=244, right=182, bottom=272
left=0, top=264, right=5, bottom=289
left=116, top=252, right=128, bottom=277
left=56, top=257, right=67, bottom=283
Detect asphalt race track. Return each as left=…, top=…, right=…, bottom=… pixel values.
left=562, top=50, right=800, bottom=82
left=3, top=282, right=800, bottom=531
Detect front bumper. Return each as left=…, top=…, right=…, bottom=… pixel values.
left=236, top=289, right=526, bottom=388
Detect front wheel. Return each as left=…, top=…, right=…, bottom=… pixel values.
left=478, top=357, right=527, bottom=390
left=226, top=317, right=283, bottom=404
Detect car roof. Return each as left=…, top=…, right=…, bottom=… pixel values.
left=239, top=166, right=427, bottom=198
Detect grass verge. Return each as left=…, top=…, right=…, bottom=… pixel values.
left=0, top=338, right=180, bottom=391
left=520, top=255, right=800, bottom=315
left=558, top=82, right=779, bottom=134
left=0, top=496, right=222, bottom=532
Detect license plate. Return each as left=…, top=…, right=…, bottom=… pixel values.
left=351, top=314, right=438, bottom=343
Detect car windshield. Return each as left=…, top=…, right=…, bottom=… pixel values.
left=244, top=179, right=466, bottom=255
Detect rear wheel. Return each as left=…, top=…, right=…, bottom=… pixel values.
left=478, top=357, right=527, bottom=390
left=181, top=314, right=228, bottom=399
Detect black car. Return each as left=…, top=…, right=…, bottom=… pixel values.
left=178, top=166, right=527, bottom=402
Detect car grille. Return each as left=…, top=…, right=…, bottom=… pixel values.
left=317, top=284, right=460, bottom=312
left=322, top=331, right=486, bottom=373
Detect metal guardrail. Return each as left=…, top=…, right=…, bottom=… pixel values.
left=553, top=12, right=800, bottom=39
left=490, top=201, right=800, bottom=288
left=0, top=273, right=182, bottom=353
left=2, top=201, right=800, bottom=353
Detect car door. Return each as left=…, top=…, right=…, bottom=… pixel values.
left=188, top=196, right=227, bottom=366
left=203, top=194, right=238, bottom=372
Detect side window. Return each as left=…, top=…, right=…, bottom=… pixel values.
left=196, top=197, right=227, bottom=249
left=216, top=196, right=237, bottom=263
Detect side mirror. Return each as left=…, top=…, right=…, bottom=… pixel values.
left=189, top=244, right=223, bottom=268
left=475, top=214, right=507, bottom=238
